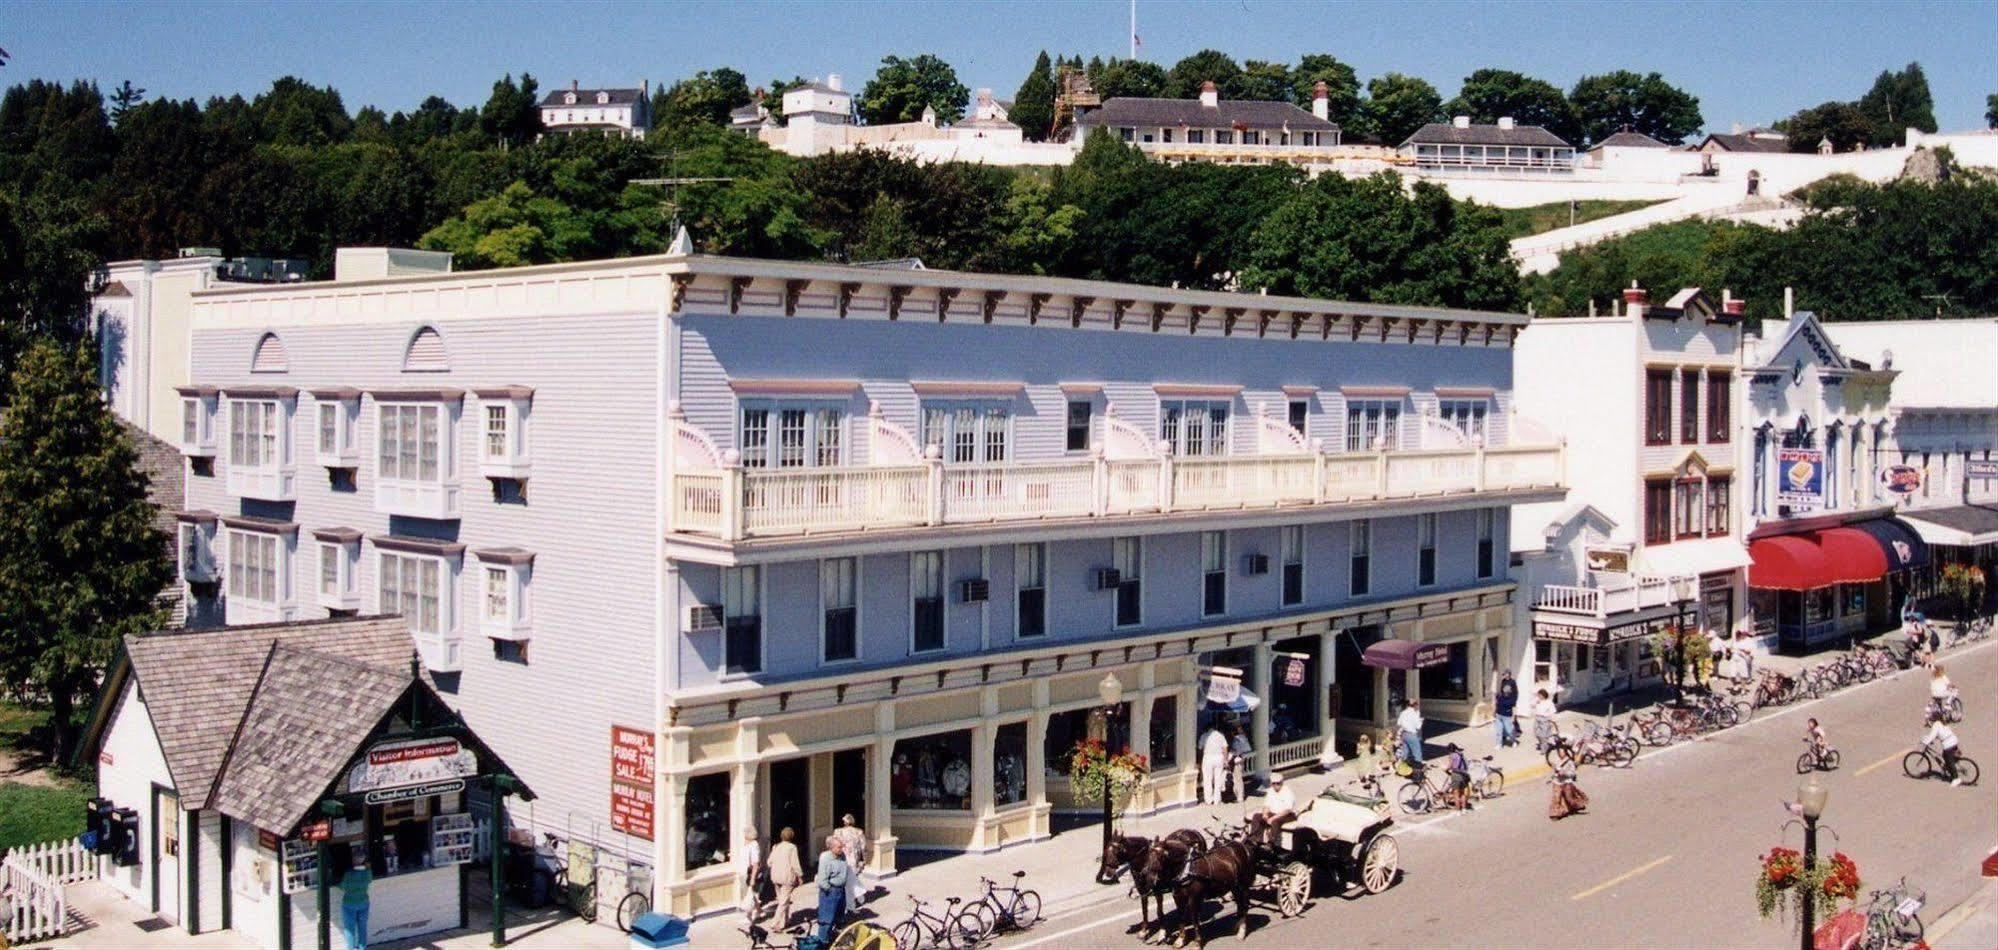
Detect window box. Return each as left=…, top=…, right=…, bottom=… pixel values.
left=312, top=389, right=361, bottom=469
left=475, top=387, right=533, bottom=481
left=176, top=511, right=218, bottom=584
left=224, top=388, right=298, bottom=501
left=223, top=516, right=298, bottom=626
left=313, top=527, right=362, bottom=612
left=377, top=536, right=466, bottom=672
left=176, top=387, right=218, bottom=457
left=475, top=547, right=535, bottom=642
left=372, top=389, right=464, bottom=520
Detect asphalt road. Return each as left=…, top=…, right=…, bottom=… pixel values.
left=1003, top=638, right=1998, bottom=949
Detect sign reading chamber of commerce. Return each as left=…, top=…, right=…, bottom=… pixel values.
left=364, top=779, right=466, bottom=805
left=1879, top=465, right=1924, bottom=495
left=346, top=737, right=477, bottom=794
left=1777, top=448, right=1824, bottom=507
left=610, top=725, right=655, bottom=841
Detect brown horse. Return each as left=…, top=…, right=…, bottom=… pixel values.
left=1169, top=840, right=1256, bottom=948
left=1131, top=830, right=1209, bottom=942
left=1099, top=833, right=1155, bottom=884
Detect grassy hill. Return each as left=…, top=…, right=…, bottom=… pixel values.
left=1498, top=199, right=1668, bottom=239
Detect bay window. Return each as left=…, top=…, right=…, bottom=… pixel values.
left=177, top=514, right=217, bottom=583
left=374, top=393, right=462, bottom=519
left=739, top=403, right=845, bottom=469
left=313, top=390, right=359, bottom=469
left=922, top=404, right=1008, bottom=463
left=176, top=387, right=218, bottom=457
left=225, top=392, right=296, bottom=500
left=822, top=557, right=858, bottom=662
left=1160, top=400, right=1230, bottom=457
left=1345, top=400, right=1401, bottom=452
left=1015, top=544, right=1046, bottom=638
left=313, top=528, right=360, bottom=612
left=379, top=539, right=463, bottom=671
left=224, top=520, right=295, bottom=625
left=476, top=387, right=533, bottom=480
left=475, top=547, right=534, bottom=642
left=722, top=566, right=761, bottom=675
left=911, top=551, right=945, bottom=652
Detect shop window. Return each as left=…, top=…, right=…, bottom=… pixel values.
left=723, top=566, right=762, bottom=674
left=739, top=404, right=845, bottom=469
left=1841, top=584, right=1866, bottom=616
left=1335, top=627, right=1382, bottom=720
left=1114, top=537, right=1142, bottom=627
left=1706, top=371, right=1731, bottom=443
left=1644, top=480, right=1672, bottom=545
left=684, top=772, right=732, bottom=872
left=1345, top=400, right=1400, bottom=452
left=1706, top=476, right=1732, bottom=537
left=1680, top=370, right=1701, bottom=443
left=911, top=551, right=945, bottom=652
left=1160, top=399, right=1230, bottom=458
left=1149, top=696, right=1179, bottom=770
left=1044, top=705, right=1131, bottom=777
left=1065, top=400, right=1093, bottom=452
left=1476, top=509, right=1496, bottom=579
left=1269, top=637, right=1319, bottom=744
left=1419, top=641, right=1471, bottom=701
left=1417, top=514, right=1438, bottom=587
left=1349, top=521, right=1371, bottom=596
left=821, top=557, right=858, bottom=662
left=1280, top=525, right=1305, bottom=606
left=993, top=723, right=1028, bottom=807
left=1201, top=531, right=1226, bottom=617
left=1644, top=369, right=1673, bottom=445
left=891, top=730, right=973, bottom=811
left=922, top=403, right=1009, bottom=463
left=1806, top=588, right=1835, bottom=627
left=1015, top=544, right=1046, bottom=639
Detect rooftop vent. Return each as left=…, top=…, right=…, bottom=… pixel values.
left=1452, top=115, right=1472, bottom=129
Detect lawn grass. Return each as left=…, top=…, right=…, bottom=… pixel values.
left=0, top=779, right=90, bottom=851
left=1498, top=199, right=1667, bottom=239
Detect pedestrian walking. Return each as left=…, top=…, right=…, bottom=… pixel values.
left=814, top=836, right=850, bottom=943
left=1396, top=699, right=1424, bottom=766
left=1548, top=763, right=1589, bottom=819
left=1228, top=725, right=1252, bottom=801
left=338, top=850, right=373, bottom=950
left=1532, top=689, right=1558, bottom=753
left=738, top=826, right=766, bottom=922
left=832, top=814, right=868, bottom=911
left=1494, top=671, right=1520, bottom=747
left=767, top=827, right=804, bottom=930
left=1733, top=630, right=1756, bottom=681
left=1200, top=724, right=1228, bottom=804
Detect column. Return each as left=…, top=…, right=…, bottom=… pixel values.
left=1250, top=640, right=1272, bottom=776
left=969, top=712, right=994, bottom=849
left=1126, top=689, right=1152, bottom=814
left=1318, top=625, right=1342, bottom=767
left=1027, top=678, right=1052, bottom=840
left=658, top=774, right=687, bottom=913
left=867, top=702, right=897, bottom=874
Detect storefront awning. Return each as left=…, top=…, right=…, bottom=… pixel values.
left=1748, top=535, right=1837, bottom=591
left=1815, top=527, right=1889, bottom=583
left=1360, top=639, right=1449, bottom=670
left=1853, top=515, right=1942, bottom=564
left=1637, top=537, right=1753, bottom=578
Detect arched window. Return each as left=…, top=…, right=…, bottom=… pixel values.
left=250, top=332, right=289, bottom=373
left=402, top=326, right=449, bottom=372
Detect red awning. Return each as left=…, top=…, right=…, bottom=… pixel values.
left=1814, top=527, right=1890, bottom=584
left=1748, top=535, right=1836, bottom=591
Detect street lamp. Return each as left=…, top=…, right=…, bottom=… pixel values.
left=1797, top=775, right=1830, bottom=950
left=1097, top=673, right=1125, bottom=855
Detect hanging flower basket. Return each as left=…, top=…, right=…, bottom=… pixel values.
left=1755, top=847, right=1862, bottom=925
left=1069, top=738, right=1149, bottom=808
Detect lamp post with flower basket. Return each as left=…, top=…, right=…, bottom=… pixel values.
left=1756, top=775, right=1860, bottom=948
left=1071, top=673, right=1149, bottom=855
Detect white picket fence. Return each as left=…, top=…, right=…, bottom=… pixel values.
left=1, top=839, right=93, bottom=943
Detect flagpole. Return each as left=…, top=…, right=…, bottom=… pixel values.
left=1130, top=0, right=1137, bottom=59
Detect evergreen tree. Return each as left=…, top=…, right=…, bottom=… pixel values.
left=1988, top=93, right=1998, bottom=129
left=1010, top=51, right=1057, bottom=142
left=1857, top=62, right=1937, bottom=146
left=480, top=73, right=543, bottom=147
left=1291, top=54, right=1363, bottom=127
left=0, top=339, right=171, bottom=765
left=0, top=185, right=106, bottom=394
left=108, top=80, right=146, bottom=125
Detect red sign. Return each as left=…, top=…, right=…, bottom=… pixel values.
left=1283, top=658, right=1307, bottom=688
left=300, top=820, right=331, bottom=843
left=258, top=829, right=281, bottom=851
left=610, top=726, right=655, bottom=841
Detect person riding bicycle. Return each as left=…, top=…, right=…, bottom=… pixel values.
left=1805, top=717, right=1830, bottom=762
left=1921, top=711, right=1966, bottom=787
left=1929, top=665, right=1958, bottom=720
left=1443, top=743, right=1473, bottom=811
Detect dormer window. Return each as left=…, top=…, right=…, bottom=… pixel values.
left=372, top=388, right=464, bottom=520
left=176, top=386, right=218, bottom=457
left=313, top=388, right=361, bottom=469
left=476, top=387, right=533, bottom=481
left=224, top=387, right=298, bottom=501
left=596, top=91, right=610, bottom=104
left=475, top=547, right=534, bottom=642
left=564, top=92, right=578, bottom=105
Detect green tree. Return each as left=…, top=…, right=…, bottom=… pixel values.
left=1568, top=70, right=1703, bottom=146
left=758, top=77, right=813, bottom=123
left=1164, top=49, right=1242, bottom=99
left=1856, top=62, right=1937, bottom=146
left=1010, top=51, right=1058, bottom=142
left=1364, top=73, right=1443, bottom=145
left=1240, top=172, right=1520, bottom=310
left=480, top=73, right=543, bottom=147
left=1233, top=60, right=1293, bottom=102
left=250, top=76, right=353, bottom=146
left=0, top=339, right=171, bottom=764
left=0, top=186, right=106, bottom=392
left=986, top=175, right=1082, bottom=274
left=0, top=79, right=115, bottom=188
left=857, top=54, right=969, bottom=125
left=1778, top=101, right=1874, bottom=153
left=1988, top=93, right=1998, bottom=128
left=1291, top=54, right=1363, bottom=128
left=108, top=80, right=145, bottom=125
left=390, top=96, right=468, bottom=147
left=1445, top=68, right=1579, bottom=144
left=1092, top=58, right=1167, bottom=99
left=655, top=68, right=752, bottom=131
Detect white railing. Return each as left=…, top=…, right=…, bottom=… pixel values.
left=673, top=442, right=1564, bottom=541
left=1, top=841, right=94, bottom=886
left=1534, top=572, right=1700, bottom=618
left=3, top=852, right=72, bottom=943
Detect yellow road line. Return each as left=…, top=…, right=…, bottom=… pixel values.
left=1571, top=855, right=1674, bottom=901
left=1855, top=751, right=1903, bottom=777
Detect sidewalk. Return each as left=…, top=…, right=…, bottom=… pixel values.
left=1931, top=877, right=1998, bottom=949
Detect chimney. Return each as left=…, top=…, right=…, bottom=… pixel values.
left=1732, top=121, right=1743, bottom=135
left=1497, top=116, right=1516, bottom=131
left=1312, top=81, right=1330, bottom=121
left=571, top=78, right=579, bottom=93
left=641, top=78, right=649, bottom=97
left=1784, top=286, right=1795, bottom=318
left=1199, top=80, right=1219, bottom=109
left=1452, top=115, right=1472, bottom=129
left=1623, top=281, right=1649, bottom=318
left=1724, top=299, right=1746, bottom=317
left=827, top=73, right=843, bottom=92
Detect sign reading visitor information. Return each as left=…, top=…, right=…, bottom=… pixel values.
left=346, top=737, right=477, bottom=793
left=1777, top=448, right=1824, bottom=507
left=1879, top=465, right=1923, bottom=494
left=610, top=725, right=655, bottom=841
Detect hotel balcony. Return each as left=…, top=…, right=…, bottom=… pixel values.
left=669, top=441, right=1565, bottom=545
left=1532, top=573, right=1698, bottom=621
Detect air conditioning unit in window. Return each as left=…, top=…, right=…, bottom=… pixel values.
left=960, top=578, right=990, bottom=603
left=1093, top=567, right=1122, bottom=591
left=685, top=604, right=722, bottom=633
left=1243, top=554, right=1270, bottom=576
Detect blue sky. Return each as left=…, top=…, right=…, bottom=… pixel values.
left=6, top=0, right=1995, bottom=132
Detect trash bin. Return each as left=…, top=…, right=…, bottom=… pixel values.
left=627, top=912, right=689, bottom=949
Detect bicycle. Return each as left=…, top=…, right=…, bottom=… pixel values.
left=962, top=871, right=1041, bottom=940
left=1466, top=754, right=1506, bottom=800
left=1796, top=738, right=1841, bottom=773
left=1859, top=877, right=1926, bottom=950
left=544, top=832, right=600, bottom=922
left=1396, top=763, right=1459, bottom=815
left=1902, top=740, right=1980, bottom=785
left=1963, top=614, right=1994, bottom=642
left=1928, top=691, right=1965, bottom=725
left=888, top=895, right=982, bottom=950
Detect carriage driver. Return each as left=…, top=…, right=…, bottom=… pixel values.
left=1248, top=772, right=1299, bottom=848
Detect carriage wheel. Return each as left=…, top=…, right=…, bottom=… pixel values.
left=1359, top=833, right=1399, bottom=894
left=1276, top=861, right=1312, bottom=918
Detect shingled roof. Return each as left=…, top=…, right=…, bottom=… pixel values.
left=1698, top=131, right=1790, bottom=153
left=1078, top=97, right=1340, bottom=133
left=1401, top=121, right=1572, bottom=149
left=1590, top=130, right=1669, bottom=150
left=539, top=87, right=645, bottom=107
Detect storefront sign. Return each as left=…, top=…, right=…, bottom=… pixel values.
left=1969, top=460, right=1998, bottom=482
left=363, top=779, right=465, bottom=805
left=347, top=737, right=477, bottom=794
left=1535, top=622, right=1603, bottom=645
left=1203, top=667, right=1244, bottom=705
left=1282, top=658, right=1306, bottom=688
left=1777, top=448, right=1824, bottom=507
left=1879, top=465, right=1923, bottom=494
left=610, top=725, right=655, bottom=841
left=258, top=829, right=281, bottom=851
left=1538, top=615, right=1678, bottom=647
left=1585, top=547, right=1630, bottom=574
left=300, top=820, right=330, bottom=843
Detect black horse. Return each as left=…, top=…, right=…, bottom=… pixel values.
left=1169, top=840, right=1256, bottom=948
left=1131, top=830, right=1208, bottom=942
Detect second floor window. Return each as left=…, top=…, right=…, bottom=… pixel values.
left=378, top=403, right=447, bottom=482
left=1160, top=400, right=1230, bottom=458
left=1645, top=370, right=1673, bottom=445
left=228, top=531, right=280, bottom=606
left=484, top=405, right=510, bottom=460
left=740, top=405, right=844, bottom=469
left=911, top=551, right=945, bottom=652
left=1114, top=536, right=1142, bottom=627
left=1707, top=476, right=1732, bottom=536
left=722, top=566, right=761, bottom=674
left=1706, top=371, right=1732, bottom=443
left=1439, top=400, right=1488, bottom=441
left=1065, top=401, right=1093, bottom=452
left=230, top=399, right=283, bottom=470
left=923, top=405, right=1008, bottom=463
left=1201, top=531, right=1226, bottom=617
left=1644, top=480, right=1673, bottom=545
left=1680, top=370, right=1700, bottom=443
left=1345, top=401, right=1401, bottom=452
left=1287, top=400, right=1309, bottom=436
left=1675, top=479, right=1704, bottom=538
left=1417, top=513, right=1438, bottom=587
left=1016, top=543, right=1046, bottom=638
left=1280, top=525, right=1304, bottom=606
left=822, top=557, right=857, bottom=662
left=1476, top=509, right=1496, bottom=579
left=380, top=552, right=445, bottom=636
left=1349, top=520, right=1371, bottom=596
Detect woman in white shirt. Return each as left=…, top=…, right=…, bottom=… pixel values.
left=1532, top=690, right=1559, bottom=752
left=739, top=827, right=765, bottom=921
left=1921, top=712, right=1966, bottom=786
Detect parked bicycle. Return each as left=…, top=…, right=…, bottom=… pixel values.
left=1466, top=754, right=1506, bottom=800
left=1546, top=724, right=1637, bottom=769
left=1796, top=737, right=1841, bottom=773
left=1962, top=614, right=1994, bottom=643
left=1859, top=877, right=1926, bottom=950
left=1396, top=763, right=1459, bottom=815
left=1903, top=739, right=1980, bottom=785
left=961, top=871, right=1042, bottom=940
